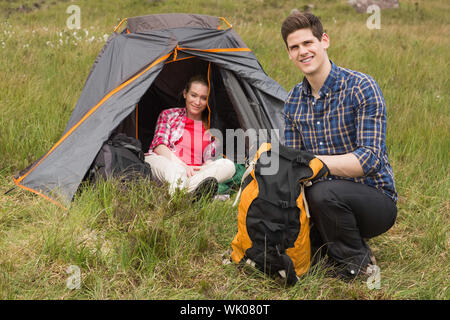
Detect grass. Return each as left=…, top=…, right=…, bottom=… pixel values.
left=0, top=0, right=449, bottom=300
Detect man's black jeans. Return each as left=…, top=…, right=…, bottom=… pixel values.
left=305, top=179, right=397, bottom=277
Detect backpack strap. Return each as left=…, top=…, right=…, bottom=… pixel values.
left=300, top=181, right=312, bottom=218
left=232, top=142, right=271, bottom=207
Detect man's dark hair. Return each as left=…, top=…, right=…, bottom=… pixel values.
left=281, top=11, right=324, bottom=47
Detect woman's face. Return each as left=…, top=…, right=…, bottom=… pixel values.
left=184, top=81, right=208, bottom=120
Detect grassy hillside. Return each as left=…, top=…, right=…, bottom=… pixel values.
left=0, top=0, right=448, bottom=299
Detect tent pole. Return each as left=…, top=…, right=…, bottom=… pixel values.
left=113, top=18, right=128, bottom=33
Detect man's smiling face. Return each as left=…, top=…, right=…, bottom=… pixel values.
left=286, top=28, right=330, bottom=77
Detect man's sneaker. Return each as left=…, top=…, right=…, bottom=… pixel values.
left=192, top=177, right=218, bottom=201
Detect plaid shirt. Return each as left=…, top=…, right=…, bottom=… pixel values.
left=284, top=62, right=397, bottom=203
left=148, top=107, right=216, bottom=163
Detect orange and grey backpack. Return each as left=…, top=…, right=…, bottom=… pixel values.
left=230, top=142, right=329, bottom=285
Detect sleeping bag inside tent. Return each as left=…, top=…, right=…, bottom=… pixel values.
left=13, top=13, right=287, bottom=207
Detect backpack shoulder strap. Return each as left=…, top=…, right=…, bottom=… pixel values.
left=232, top=142, right=271, bottom=207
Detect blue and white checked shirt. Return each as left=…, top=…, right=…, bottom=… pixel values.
left=284, top=61, right=397, bottom=203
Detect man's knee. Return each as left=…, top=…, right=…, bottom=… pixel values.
left=305, top=180, right=337, bottom=209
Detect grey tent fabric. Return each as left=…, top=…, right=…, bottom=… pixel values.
left=14, top=13, right=288, bottom=207
left=64, top=32, right=177, bottom=132
left=127, top=13, right=221, bottom=33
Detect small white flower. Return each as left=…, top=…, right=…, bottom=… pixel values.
left=73, top=31, right=81, bottom=40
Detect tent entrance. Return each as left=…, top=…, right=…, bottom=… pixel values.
left=116, top=56, right=245, bottom=161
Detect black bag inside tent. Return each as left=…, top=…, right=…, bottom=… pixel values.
left=13, top=13, right=287, bottom=207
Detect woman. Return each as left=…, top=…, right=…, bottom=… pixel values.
left=145, top=75, right=235, bottom=197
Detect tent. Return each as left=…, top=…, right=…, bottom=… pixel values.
left=13, top=13, right=287, bottom=207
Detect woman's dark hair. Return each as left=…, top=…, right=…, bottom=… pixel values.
left=281, top=12, right=324, bottom=47
left=184, top=74, right=208, bottom=93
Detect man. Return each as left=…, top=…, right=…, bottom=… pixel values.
left=281, top=12, right=397, bottom=280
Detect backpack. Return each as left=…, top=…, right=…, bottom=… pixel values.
left=230, top=142, right=329, bottom=285
left=87, top=133, right=152, bottom=183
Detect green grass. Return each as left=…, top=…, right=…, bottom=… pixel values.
left=0, top=0, right=449, bottom=300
